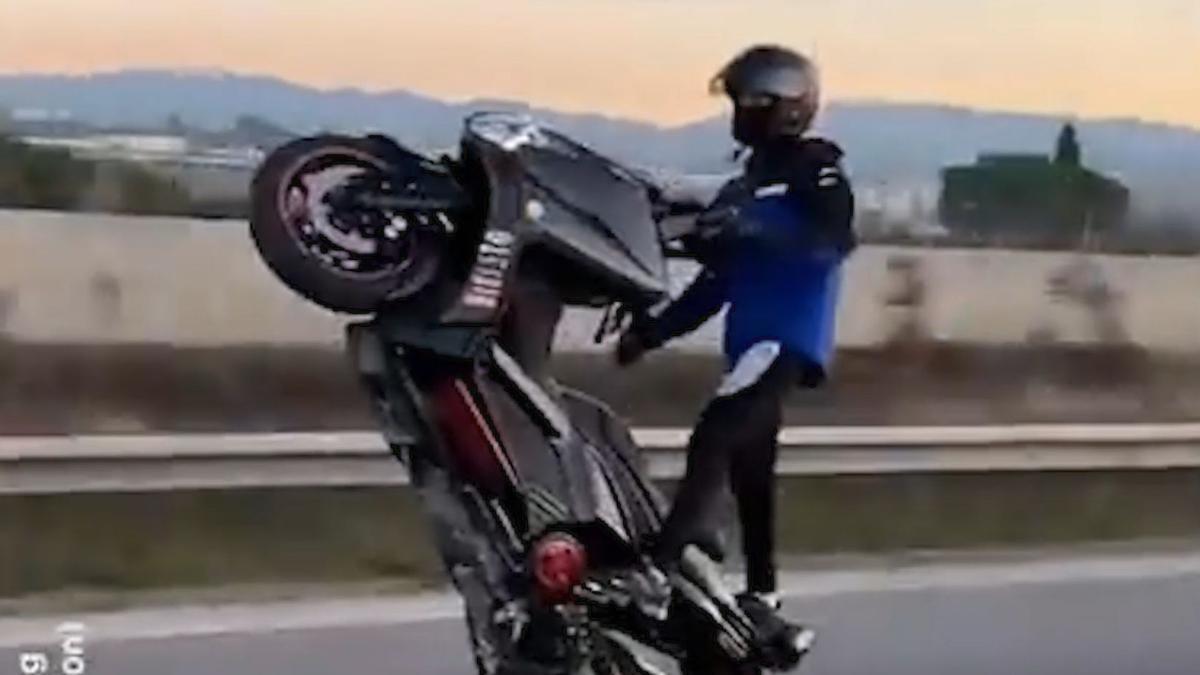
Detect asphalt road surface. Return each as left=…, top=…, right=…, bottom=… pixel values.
left=5, top=551, right=1199, bottom=675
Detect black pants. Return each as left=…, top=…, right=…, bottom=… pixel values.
left=658, top=346, right=803, bottom=594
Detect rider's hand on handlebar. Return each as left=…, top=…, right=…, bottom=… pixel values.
left=615, top=330, right=649, bottom=367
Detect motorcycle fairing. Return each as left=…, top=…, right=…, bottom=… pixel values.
left=442, top=112, right=670, bottom=325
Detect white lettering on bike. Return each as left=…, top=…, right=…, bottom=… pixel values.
left=462, top=229, right=515, bottom=310
left=470, top=274, right=505, bottom=290
left=462, top=292, right=500, bottom=310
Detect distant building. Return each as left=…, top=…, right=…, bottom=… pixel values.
left=21, top=133, right=187, bottom=162
left=17, top=133, right=261, bottom=169
left=856, top=180, right=947, bottom=238
left=938, top=124, right=1130, bottom=243
left=10, top=108, right=74, bottom=123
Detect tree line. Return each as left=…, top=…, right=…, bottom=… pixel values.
left=0, top=134, right=194, bottom=216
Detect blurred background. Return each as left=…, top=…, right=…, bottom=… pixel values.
left=2, top=2, right=1199, bottom=674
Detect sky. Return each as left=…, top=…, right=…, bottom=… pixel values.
left=1, top=0, right=1198, bottom=128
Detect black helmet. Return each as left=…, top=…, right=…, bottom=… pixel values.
left=710, top=45, right=820, bottom=146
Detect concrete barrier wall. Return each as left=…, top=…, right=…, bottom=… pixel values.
left=1, top=209, right=1198, bottom=351
left=0, top=210, right=343, bottom=346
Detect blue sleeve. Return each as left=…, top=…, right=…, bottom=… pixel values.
left=642, top=266, right=728, bottom=347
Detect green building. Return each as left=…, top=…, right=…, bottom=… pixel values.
left=939, top=124, right=1129, bottom=243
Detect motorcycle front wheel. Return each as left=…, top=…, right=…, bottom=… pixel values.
left=250, top=135, right=456, bottom=313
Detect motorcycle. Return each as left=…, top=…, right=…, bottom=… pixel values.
left=249, top=112, right=812, bottom=675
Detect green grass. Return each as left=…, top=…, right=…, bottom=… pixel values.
left=0, top=487, right=443, bottom=598
left=2, top=340, right=1197, bottom=433
left=3, top=469, right=1197, bottom=600
left=769, top=469, right=1200, bottom=554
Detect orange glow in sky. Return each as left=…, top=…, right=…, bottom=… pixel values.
left=1, top=0, right=1198, bottom=128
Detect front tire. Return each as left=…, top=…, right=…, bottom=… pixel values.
left=250, top=135, right=449, bottom=313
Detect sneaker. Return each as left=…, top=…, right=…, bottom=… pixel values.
left=748, top=591, right=781, bottom=611
left=735, top=592, right=814, bottom=671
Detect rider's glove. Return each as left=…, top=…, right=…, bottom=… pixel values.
left=615, top=329, right=648, bottom=366
left=615, top=313, right=663, bottom=367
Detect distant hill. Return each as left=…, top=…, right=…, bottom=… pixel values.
left=3, top=69, right=1199, bottom=221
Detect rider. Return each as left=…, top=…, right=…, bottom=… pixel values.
left=617, top=45, right=856, bottom=611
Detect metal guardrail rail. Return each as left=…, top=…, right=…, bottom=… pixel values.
left=3, top=425, right=1200, bottom=494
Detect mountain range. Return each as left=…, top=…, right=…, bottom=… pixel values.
left=2, top=69, right=1199, bottom=221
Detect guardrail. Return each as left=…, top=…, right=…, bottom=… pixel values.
left=3, top=424, right=1200, bottom=494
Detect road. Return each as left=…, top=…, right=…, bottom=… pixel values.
left=4, top=551, right=1199, bottom=675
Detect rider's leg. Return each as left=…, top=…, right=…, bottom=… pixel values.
left=654, top=395, right=741, bottom=559
left=732, top=352, right=825, bottom=599
left=656, top=342, right=796, bottom=564
left=730, top=406, right=782, bottom=596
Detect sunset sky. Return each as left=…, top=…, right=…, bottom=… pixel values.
left=1, top=0, right=1198, bottom=128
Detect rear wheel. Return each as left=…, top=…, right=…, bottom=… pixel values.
left=250, top=135, right=455, bottom=313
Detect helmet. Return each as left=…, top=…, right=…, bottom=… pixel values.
left=710, top=45, right=821, bottom=147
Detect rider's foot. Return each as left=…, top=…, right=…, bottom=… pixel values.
left=736, top=592, right=815, bottom=671
left=747, top=591, right=781, bottom=611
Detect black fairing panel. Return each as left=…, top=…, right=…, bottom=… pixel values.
left=521, top=141, right=666, bottom=295
left=462, top=113, right=669, bottom=306
left=474, top=374, right=577, bottom=517
left=559, top=388, right=665, bottom=541
left=473, top=369, right=662, bottom=546
left=525, top=188, right=666, bottom=305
